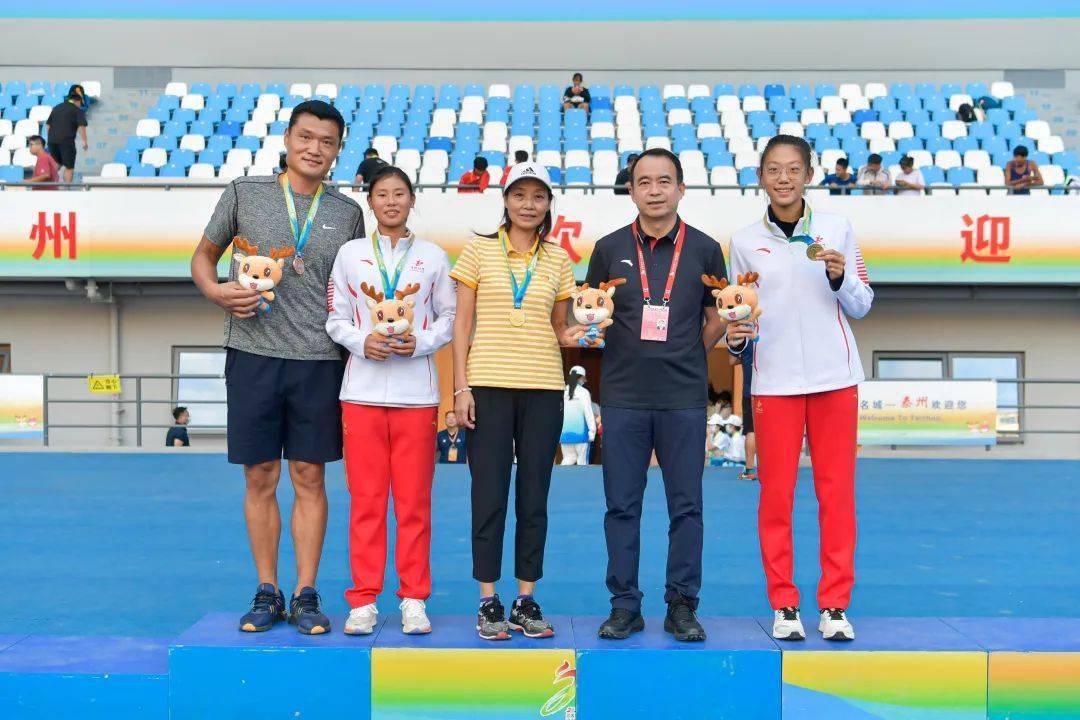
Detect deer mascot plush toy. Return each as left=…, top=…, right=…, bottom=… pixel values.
left=703, top=272, right=762, bottom=332
left=361, top=281, right=422, bottom=338
left=232, top=236, right=295, bottom=314
left=570, top=278, right=626, bottom=348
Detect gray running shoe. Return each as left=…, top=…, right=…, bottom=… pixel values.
left=476, top=595, right=511, bottom=641
left=508, top=596, right=555, bottom=638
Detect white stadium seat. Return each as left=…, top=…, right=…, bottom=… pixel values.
left=734, top=151, right=760, bottom=169
left=1024, top=120, right=1050, bottom=141
left=716, top=95, right=741, bottom=113
left=668, top=109, right=692, bottom=126
left=394, top=149, right=422, bottom=173
left=590, top=122, right=615, bottom=139
left=263, top=135, right=286, bottom=155
left=242, top=121, right=268, bottom=138
left=645, top=136, right=672, bottom=151
left=218, top=164, right=247, bottom=181
left=289, top=83, right=312, bottom=98
left=180, top=134, right=206, bottom=152
left=710, top=165, right=738, bottom=185
left=461, top=95, right=485, bottom=113
left=868, top=137, right=895, bottom=153
left=990, top=81, right=1014, bottom=99
left=888, top=121, right=914, bottom=140
left=614, top=96, right=638, bottom=114
left=100, top=163, right=127, bottom=178
left=80, top=81, right=101, bottom=98
left=488, top=84, right=511, bottom=99
left=800, top=108, right=825, bottom=126
left=742, top=96, right=766, bottom=112
left=863, top=83, right=887, bottom=100
left=536, top=150, right=562, bottom=168
left=1038, top=135, right=1065, bottom=154
left=418, top=164, right=446, bottom=186
left=0, top=120, right=12, bottom=137
left=826, top=109, right=852, bottom=125
left=593, top=150, right=618, bottom=172
left=12, top=148, right=35, bottom=168
left=421, top=150, right=449, bottom=170
left=372, top=136, right=397, bottom=158
left=755, top=137, right=773, bottom=153
left=1, top=135, right=25, bottom=151
left=141, top=147, right=168, bottom=168
left=257, top=93, right=281, bottom=111
left=28, top=105, right=50, bottom=123
left=838, top=83, right=862, bottom=101
left=13, top=119, right=39, bottom=138
left=1040, top=165, right=1065, bottom=186
left=662, top=84, right=686, bottom=100
left=820, top=149, right=847, bottom=169
left=963, top=150, right=991, bottom=170
left=860, top=122, right=886, bottom=140
left=226, top=148, right=253, bottom=168
left=508, top=136, right=534, bottom=156
left=697, top=123, right=721, bottom=139
left=941, top=120, right=968, bottom=140
left=276, top=108, right=293, bottom=122
left=253, top=148, right=281, bottom=170
left=136, top=119, right=161, bottom=138
left=180, top=94, right=204, bottom=111
left=948, top=94, right=973, bottom=112
left=977, top=166, right=1006, bottom=194
left=728, top=136, right=755, bottom=155
left=687, top=84, right=710, bottom=99
left=164, top=82, right=187, bottom=97
left=934, top=150, right=962, bottom=169
left=845, top=96, right=870, bottom=112
left=908, top=150, right=933, bottom=168
left=779, top=121, right=804, bottom=137
left=251, top=107, right=276, bottom=126
left=617, top=137, right=644, bottom=153
left=187, top=163, right=216, bottom=179
left=819, top=96, right=845, bottom=114
left=315, top=83, right=338, bottom=99
left=0, top=149, right=10, bottom=165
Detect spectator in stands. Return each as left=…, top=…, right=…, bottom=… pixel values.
left=166, top=406, right=191, bottom=447
left=586, top=147, right=728, bottom=643
left=705, top=413, right=729, bottom=466
left=45, top=91, right=88, bottom=184
left=68, top=84, right=91, bottom=112
left=721, top=416, right=746, bottom=466
left=560, top=365, right=596, bottom=466
left=821, top=158, right=856, bottom=196
left=436, top=411, right=468, bottom=464
left=457, top=156, right=490, bottom=193
left=25, top=135, right=60, bottom=190
left=614, top=153, right=638, bottom=195
left=191, top=99, right=364, bottom=637
left=892, top=156, right=925, bottom=196
left=501, top=150, right=529, bottom=185
left=355, top=147, right=387, bottom=188
left=856, top=153, right=890, bottom=195
left=1005, top=145, right=1043, bottom=195
left=562, top=73, right=591, bottom=112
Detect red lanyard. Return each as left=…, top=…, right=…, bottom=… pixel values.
left=632, top=220, right=686, bottom=306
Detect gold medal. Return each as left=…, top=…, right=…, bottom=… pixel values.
left=508, top=307, right=527, bottom=327
left=806, top=243, right=824, bottom=261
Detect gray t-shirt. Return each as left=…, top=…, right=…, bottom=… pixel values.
left=204, top=176, right=365, bottom=360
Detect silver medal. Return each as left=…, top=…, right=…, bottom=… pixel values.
left=292, top=254, right=305, bottom=275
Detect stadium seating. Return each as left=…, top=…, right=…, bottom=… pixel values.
left=0, top=80, right=100, bottom=179
left=102, top=80, right=1073, bottom=191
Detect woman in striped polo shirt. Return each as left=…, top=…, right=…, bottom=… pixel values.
left=450, top=162, right=581, bottom=641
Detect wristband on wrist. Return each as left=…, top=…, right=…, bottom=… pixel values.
left=453, top=387, right=472, bottom=397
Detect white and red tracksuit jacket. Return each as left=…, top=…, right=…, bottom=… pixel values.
left=728, top=202, right=874, bottom=395
left=326, top=232, right=457, bottom=406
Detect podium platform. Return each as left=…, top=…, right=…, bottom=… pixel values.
left=0, top=634, right=168, bottom=719
left=0, top=616, right=1077, bottom=719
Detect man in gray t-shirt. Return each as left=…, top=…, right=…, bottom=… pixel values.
left=191, top=101, right=364, bottom=636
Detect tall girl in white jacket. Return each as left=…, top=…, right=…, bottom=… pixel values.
left=726, top=135, right=873, bottom=643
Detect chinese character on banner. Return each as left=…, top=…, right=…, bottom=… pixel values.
left=547, top=214, right=582, bottom=263
left=902, top=395, right=912, bottom=409
left=960, top=214, right=1011, bottom=263
left=916, top=396, right=928, bottom=408
left=30, top=211, right=77, bottom=260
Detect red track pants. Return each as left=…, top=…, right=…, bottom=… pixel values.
left=342, top=402, right=437, bottom=608
left=752, top=386, right=859, bottom=610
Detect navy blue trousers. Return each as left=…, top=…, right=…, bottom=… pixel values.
left=600, top=405, right=706, bottom=611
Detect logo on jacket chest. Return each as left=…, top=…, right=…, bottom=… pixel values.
left=409, top=258, right=426, bottom=273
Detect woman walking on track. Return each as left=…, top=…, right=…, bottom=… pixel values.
left=326, top=166, right=456, bottom=637
left=726, top=135, right=873, bottom=642
left=560, top=365, right=596, bottom=465
left=451, top=162, right=581, bottom=640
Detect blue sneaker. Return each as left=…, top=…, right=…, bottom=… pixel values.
left=289, top=587, right=331, bottom=635
left=239, top=583, right=286, bottom=632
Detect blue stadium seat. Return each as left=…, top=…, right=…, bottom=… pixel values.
left=772, top=109, right=798, bottom=124
left=712, top=83, right=734, bottom=97
left=804, top=123, right=829, bottom=141
left=1030, top=150, right=1051, bottom=165
left=872, top=97, right=897, bottom=111
left=235, top=136, right=261, bottom=152
left=282, top=94, right=305, bottom=109
left=915, top=82, right=936, bottom=99
left=991, top=151, right=1013, bottom=167
left=565, top=137, right=589, bottom=151
left=1002, top=96, right=1026, bottom=112
left=880, top=151, right=901, bottom=166
left=216, top=83, right=237, bottom=99
left=0, top=166, right=24, bottom=182
left=189, top=82, right=212, bottom=96
left=1053, top=150, right=1078, bottom=169
left=239, top=83, right=260, bottom=97
left=986, top=108, right=1009, bottom=125
left=750, top=122, right=777, bottom=139
left=224, top=107, right=249, bottom=123
left=768, top=96, right=792, bottom=112
left=113, top=148, right=139, bottom=167
left=832, top=123, right=858, bottom=140
left=53, top=81, right=73, bottom=97
left=481, top=150, right=506, bottom=167
left=199, top=149, right=225, bottom=167
left=981, top=137, right=1008, bottom=156
left=125, top=136, right=151, bottom=152
left=163, top=120, right=188, bottom=138
left=700, top=137, right=727, bottom=155
left=897, top=97, right=922, bottom=113
left=947, top=167, right=975, bottom=186
left=672, top=137, right=697, bottom=153
left=916, top=123, right=941, bottom=140
left=618, top=151, right=637, bottom=168
left=41, top=94, right=63, bottom=108
left=463, top=83, right=484, bottom=98
left=205, top=95, right=230, bottom=112
left=763, top=83, right=785, bottom=98
left=897, top=138, right=923, bottom=154
left=546, top=166, right=563, bottom=184
left=265, top=83, right=287, bottom=97
left=159, top=164, right=186, bottom=178
left=197, top=108, right=222, bottom=122
left=738, top=167, right=759, bottom=186
left=147, top=107, right=171, bottom=123
left=793, top=96, right=816, bottom=111
left=965, top=82, right=989, bottom=99
left=916, top=165, right=942, bottom=184
left=814, top=137, right=840, bottom=152
left=925, top=137, right=952, bottom=153
left=232, top=95, right=256, bottom=112
left=565, top=166, right=591, bottom=184
left=206, top=136, right=234, bottom=153
left=922, top=95, right=946, bottom=112
left=996, top=122, right=1022, bottom=141
left=129, top=163, right=157, bottom=178
left=746, top=110, right=770, bottom=126
left=613, top=84, right=634, bottom=98
left=592, top=108, right=614, bottom=123
left=592, top=137, right=617, bottom=152
left=939, top=82, right=962, bottom=97
left=737, top=84, right=759, bottom=99
left=3, top=106, right=27, bottom=121
left=1012, top=108, right=1037, bottom=124
left=905, top=110, right=931, bottom=127
left=152, top=136, right=178, bottom=150
left=788, top=84, right=811, bottom=99
left=217, top=121, right=241, bottom=138
left=878, top=109, right=903, bottom=125
left=931, top=109, right=955, bottom=124
left=847, top=149, right=869, bottom=168
left=968, top=122, right=995, bottom=140
left=15, top=94, right=39, bottom=109
left=171, top=149, right=196, bottom=167
left=173, top=109, right=196, bottom=125
left=842, top=137, right=868, bottom=154
left=814, top=83, right=837, bottom=99
left=5, top=81, right=26, bottom=97
left=890, top=83, right=913, bottom=97
left=706, top=152, right=735, bottom=169
left=156, top=95, right=180, bottom=111
left=665, top=96, right=689, bottom=111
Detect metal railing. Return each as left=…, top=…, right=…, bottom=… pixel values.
left=34, top=373, right=1080, bottom=448
left=1, top=180, right=1077, bottom=195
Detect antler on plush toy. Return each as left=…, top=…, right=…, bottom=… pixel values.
left=599, top=278, right=627, bottom=293
left=701, top=274, right=729, bottom=290
left=269, top=246, right=296, bottom=260
left=737, top=272, right=760, bottom=286
left=395, top=283, right=421, bottom=300
left=360, top=282, right=385, bottom=303
left=233, top=236, right=260, bottom=256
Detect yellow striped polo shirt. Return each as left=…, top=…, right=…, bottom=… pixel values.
left=450, top=235, right=576, bottom=391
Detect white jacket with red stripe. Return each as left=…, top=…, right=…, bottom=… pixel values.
left=728, top=202, right=873, bottom=396
left=326, top=233, right=456, bottom=407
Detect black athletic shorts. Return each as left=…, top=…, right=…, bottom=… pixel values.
left=224, top=348, right=345, bottom=465
left=48, top=140, right=77, bottom=170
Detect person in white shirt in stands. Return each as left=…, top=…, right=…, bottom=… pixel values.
left=326, top=166, right=457, bottom=637
left=721, top=416, right=746, bottom=466
left=705, top=413, right=728, bottom=466
left=892, top=156, right=925, bottom=196
left=727, top=134, right=873, bottom=644
left=560, top=365, right=597, bottom=465
left=856, top=153, right=890, bottom=195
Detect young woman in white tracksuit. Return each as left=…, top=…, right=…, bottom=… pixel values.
left=726, top=135, right=874, bottom=643
left=560, top=365, right=596, bottom=465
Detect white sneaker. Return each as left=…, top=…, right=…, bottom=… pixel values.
left=772, top=607, right=805, bottom=641
left=400, top=598, right=431, bottom=635
left=819, top=608, right=855, bottom=641
left=344, top=603, right=378, bottom=635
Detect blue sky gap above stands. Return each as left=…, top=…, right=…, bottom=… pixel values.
left=3, top=0, right=1079, bottom=21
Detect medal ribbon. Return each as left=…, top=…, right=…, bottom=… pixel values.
left=499, top=228, right=540, bottom=309
left=280, top=173, right=324, bottom=259
left=371, top=231, right=412, bottom=296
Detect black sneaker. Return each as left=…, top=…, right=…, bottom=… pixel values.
left=597, top=608, right=645, bottom=640
left=476, top=595, right=511, bottom=641
left=239, top=583, right=286, bottom=632
left=508, top=597, right=555, bottom=638
left=664, top=596, right=706, bottom=642
left=288, top=587, right=331, bottom=635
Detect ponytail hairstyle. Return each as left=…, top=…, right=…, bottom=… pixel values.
left=567, top=369, right=584, bottom=399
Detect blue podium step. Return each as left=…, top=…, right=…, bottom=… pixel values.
left=169, top=611, right=380, bottom=720
left=0, top=635, right=168, bottom=719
